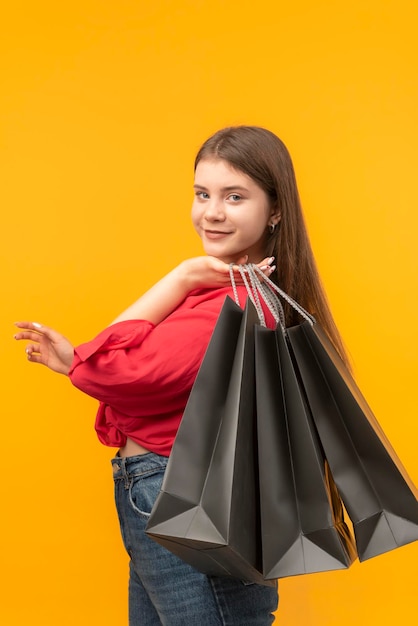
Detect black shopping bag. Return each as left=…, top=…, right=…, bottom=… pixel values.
left=287, top=321, right=418, bottom=561
left=255, top=325, right=357, bottom=579
left=146, top=297, right=273, bottom=586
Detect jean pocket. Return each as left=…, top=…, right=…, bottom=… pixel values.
left=128, top=466, right=166, bottom=519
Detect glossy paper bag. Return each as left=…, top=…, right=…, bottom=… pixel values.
left=287, top=321, right=418, bottom=561
left=255, top=325, right=357, bottom=579
left=146, top=298, right=273, bottom=586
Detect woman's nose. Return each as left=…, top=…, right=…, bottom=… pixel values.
left=204, top=199, right=225, bottom=220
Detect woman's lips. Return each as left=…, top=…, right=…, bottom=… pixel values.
left=204, top=230, right=232, bottom=240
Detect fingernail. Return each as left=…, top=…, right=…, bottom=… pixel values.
left=32, top=322, right=42, bottom=328
left=268, top=257, right=275, bottom=265
left=268, top=265, right=276, bottom=273
left=259, top=265, right=269, bottom=270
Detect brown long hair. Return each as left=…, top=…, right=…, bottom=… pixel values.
left=195, top=125, right=348, bottom=364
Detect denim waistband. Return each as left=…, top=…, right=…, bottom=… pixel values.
left=111, top=451, right=169, bottom=481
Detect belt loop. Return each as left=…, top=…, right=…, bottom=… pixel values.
left=112, top=455, right=130, bottom=489
left=119, top=456, right=130, bottom=489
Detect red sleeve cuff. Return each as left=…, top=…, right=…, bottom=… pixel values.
left=69, top=319, right=155, bottom=372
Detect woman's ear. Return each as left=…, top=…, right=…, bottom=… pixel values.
left=270, top=208, right=281, bottom=226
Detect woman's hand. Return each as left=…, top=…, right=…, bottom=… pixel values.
left=178, top=255, right=275, bottom=291
left=14, top=322, right=74, bottom=375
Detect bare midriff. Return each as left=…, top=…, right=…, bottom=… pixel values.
left=118, top=437, right=151, bottom=458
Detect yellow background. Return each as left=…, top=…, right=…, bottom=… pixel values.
left=1, top=1, right=417, bottom=624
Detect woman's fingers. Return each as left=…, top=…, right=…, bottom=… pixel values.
left=14, top=321, right=43, bottom=330
left=253, top=257, right=276, bottom=277
left=26, top=351, right=43, bottom=364
left=14, top=330, right=43, bottom=342
left=21, top=340, right=45, bottom=364
left=14, top=321, right=64, bottom=343
left=25, top=343, right=38, bottom=356
left=14, top=321, right=45, bottom=341
left=257, top=256, right=275, bottom=270
left=230, top=257, right=276, bottom=278
left=231, top=256, right=275, bottom=270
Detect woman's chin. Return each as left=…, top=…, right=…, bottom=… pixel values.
left=204, top=249, right=240, bottom=264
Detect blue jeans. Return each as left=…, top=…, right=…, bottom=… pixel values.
left=112, top=452, right=278, bottom=626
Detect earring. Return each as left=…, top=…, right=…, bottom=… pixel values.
left=268, top=223, right=276, bottom=234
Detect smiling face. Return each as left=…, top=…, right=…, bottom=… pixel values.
left=192, top=159, right=280, bottom=264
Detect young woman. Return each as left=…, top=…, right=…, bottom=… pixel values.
left=15, top=126, right=346, bottom=625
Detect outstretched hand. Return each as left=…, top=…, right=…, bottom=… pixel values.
left=14, top=322, right=74, bottom=375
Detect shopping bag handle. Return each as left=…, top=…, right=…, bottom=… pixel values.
left=229, top=263, right=315, bottom=329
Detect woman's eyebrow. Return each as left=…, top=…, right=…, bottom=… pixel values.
left=193, top=184, right=249, bottom=192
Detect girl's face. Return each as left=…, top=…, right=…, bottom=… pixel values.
left=192, top=159, right=279, bottom=264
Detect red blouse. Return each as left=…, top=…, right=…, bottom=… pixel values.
left=69, top=286, right=276, bottom=456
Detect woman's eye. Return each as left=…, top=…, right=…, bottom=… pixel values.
left=196, top=191, right=209, bottom=199
left=229, top=194, right=242, bottom=202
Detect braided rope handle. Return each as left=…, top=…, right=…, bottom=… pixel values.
left=247, top=265, right=286, bottom=327
left=252, top=265, right=315, bottom=325
left=229, top=263, right=315, bottom=329
left=229, top=263, right=266, bottom=325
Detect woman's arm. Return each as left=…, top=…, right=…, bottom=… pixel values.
left=110, top=258, right=205, bottom=325
left=12, top=257, right=236, bottom=376
left=14, top=256, right=275, bottom=373
left=111, top=255, right=273, bottom=325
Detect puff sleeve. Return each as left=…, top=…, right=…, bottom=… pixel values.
left=68, top=301, right=219, bottom=416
